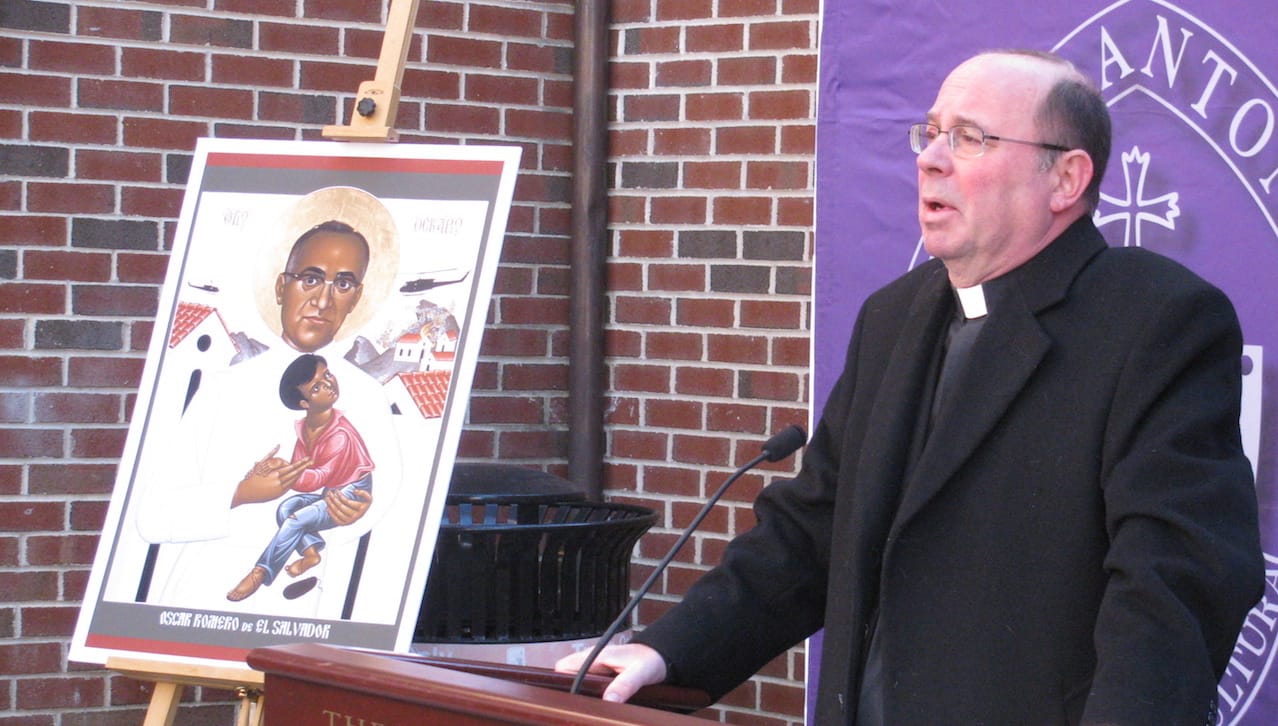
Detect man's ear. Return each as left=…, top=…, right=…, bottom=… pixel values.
left=1050, top=150, right=1094, bottom=213
left=275, top=273, right=286, bottom=305
left=298, top=396, right=310, bottom=410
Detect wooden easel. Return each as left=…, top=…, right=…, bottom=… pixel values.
left=107, top=657, right=265, bottom=726
left=108, top=3, right=420, bottom=725
left=323, top=0, right=421, bottom=141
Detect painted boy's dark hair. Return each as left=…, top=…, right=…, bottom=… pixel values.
left=279, top=353, right=326, bottom=410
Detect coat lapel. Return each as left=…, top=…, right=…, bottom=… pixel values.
left=887, top=218, right=1109, bottom=542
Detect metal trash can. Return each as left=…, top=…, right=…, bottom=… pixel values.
left=414, top=463, right=656, bottom=645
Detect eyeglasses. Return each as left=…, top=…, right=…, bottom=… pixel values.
left=281, top=271, right=363, bottom=297
left=909, top=123, right=1071, bottom=159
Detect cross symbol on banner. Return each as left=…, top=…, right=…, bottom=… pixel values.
left=1092, top=146, right=1181, bottom=248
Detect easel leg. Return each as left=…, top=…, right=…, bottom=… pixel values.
left=142, top=681, right=182, bottom=726
left=236, top=687, right=265, bottom=726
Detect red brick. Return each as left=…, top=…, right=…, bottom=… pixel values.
left=688, top=23, right=744, bottom=53
left=749, top=89, right=811, bottom=121
left=0, top=72, right=72, bottom=107
left=771, top=336, right=809, bottom=367
left=646, top=398, right=704, bottom=429
left=505, top=108, right=572, bottom=140
left=654, top=127, right=712, bottom=156
left=0, top=284, right=65, bottom=315
left=0, top=320, right=25, bottom=348
left=644, top=331, right=704, bottom=360
left=116, top=253, right=171, bottom=285
left=19, top=606, right=81, bottom=638
left=501, top=362, right=568, bottom=391
left=713, top=196, right=773, bottom=225
left=610, top=61, right=650, bottom=92
left=0, top=216, right=67, bottom=246
left=613, top=364, right=670, bottom=394
left=16, top=675, right=106, bottom=710
left=0, top=392, right=28, bottom=423
left=32, top=392, right=119, bottom=424
left=676, top=299, right=735, bottom=328
left=746, top=160, right=809, bottom=190
left=650, top=196, right=708, bottom=225
left=675, top=366, right=735, bottom=397
left=656, top=59, right=712, bottom=87
left=420, top=103, right=500, bottom=135
left=0, top=641, right=62, bottom=675
left=168, top=86, right=253, bottom=119
left=465, top=74, right=541, bottom=105
left=611, top=429, right=668, bottom=460
left=0, top=536, right=17, bottom=565
left=603, top=395, right=641, bottom=426
left=29, top=112, right=118, bottom=144
left=217, top=0, right=296, bottom=16
left=0, top=357, right=63, bottom=387
left=212, top=54, right=293, bottom=87
left=29, top=40, right=115, bottom=74
left=120, top=47, right=205, bottom=82
left=622, top=94, right=680, bottom=123
left=741, top=298, right=803, bottom=329
left=0, top=109, right=20, bottom=138
left=298, top=60, right=375, bottom=93
left=778, top=196, right=813, bottom=227
left=604, top=329, right=643, bottom=358
left=684, top=161, right=742, bottom=189
left=259, top=22, right=340, bottom=55
left=169, top=15, right=253, bottom=49
left=707, top=402, right=768, bottom=434
left=71, top=285, right=158, bottom=317
left=467, top=395, right=544, bottom=425
left=78, top=79, right=164, bottom=112
left=26, top=536, right=100, bottom=568
left=70, top=427, right=128, bottom=459
left=305, top=0, right=381, bottom=22
left=400, top=68, right=462, bottom=100
left=77, top=7, right=163, bottom=41
left=122, top=117, right=207, bottom=151
left=716, top=125, right=777, bottom=154
left=496, top=429, right=565, bottom=459
left=739, top=369, right=801, bottom=400
left=120, top=186, right=185, bottom=219
left=70, top=500, right=109, bottom=532
left=615, top=296, right=672, bottom=326
left=0, top=428, right=62, bottom=458
left=427, top=34, right=503, bottom=67
left=686, top=92, right=744, bottom=122
left=748, top=20, right=812, bottom=51
left=26, top=183, right=115, bottom=215
left=0, top=499, right=65, bottom=533
left=28, top=464, right=116, bottom=496
left=498, top=296, right=568, bottom=326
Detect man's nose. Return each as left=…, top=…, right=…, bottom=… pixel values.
left=310, top=281, right=336, bottom=308
left=916, top=135, right=952, bottom=173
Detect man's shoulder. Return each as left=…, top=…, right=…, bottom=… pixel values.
left=1087, top=244, right=1223, bottom=294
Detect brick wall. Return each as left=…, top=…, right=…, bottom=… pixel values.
left=0, top=1, right=817, bottom=724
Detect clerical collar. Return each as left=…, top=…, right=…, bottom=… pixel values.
left=954, top=284, right=988, bottom=320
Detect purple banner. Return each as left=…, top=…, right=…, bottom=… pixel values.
left=815, top=1, right=1278, bottom=722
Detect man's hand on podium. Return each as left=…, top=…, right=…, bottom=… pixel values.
left=554, top=643, right=668, bottom=703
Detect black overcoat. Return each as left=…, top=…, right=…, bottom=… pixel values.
left=636, top=217, right=1263, bottom=725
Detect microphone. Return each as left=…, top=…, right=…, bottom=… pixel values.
left=569, top=424, right=808, bottom=695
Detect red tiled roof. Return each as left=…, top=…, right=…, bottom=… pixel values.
left=397, top=369, right=451, bottom=419
left=168, top=302, right=235, bottom=350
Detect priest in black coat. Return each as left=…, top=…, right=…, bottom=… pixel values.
left=559, top=49, right=1263, bottom=726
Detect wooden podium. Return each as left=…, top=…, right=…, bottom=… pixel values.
left=247, top=643, right=712, bottom=725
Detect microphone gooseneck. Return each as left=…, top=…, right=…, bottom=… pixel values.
left=569, top=425, right=808, bottom=695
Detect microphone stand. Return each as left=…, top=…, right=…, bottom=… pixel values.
left=570, top=425, right=806, bottom=695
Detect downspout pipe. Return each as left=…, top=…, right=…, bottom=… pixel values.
left=568, top=3, right=610, bottom=499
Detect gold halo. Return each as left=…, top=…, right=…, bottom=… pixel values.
left=254, top=186, right=400, bottom=345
